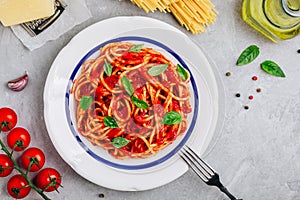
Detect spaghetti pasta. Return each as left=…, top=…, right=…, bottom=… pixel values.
left=72, top=42, right=192, bottom=159
left=130, top=0, right=217, bottom=34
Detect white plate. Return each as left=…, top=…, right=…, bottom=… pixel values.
left=43, top=16, right=224, bottom=191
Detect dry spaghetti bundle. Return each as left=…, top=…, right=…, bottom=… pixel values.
left=130, top=0, right=217, bottom=34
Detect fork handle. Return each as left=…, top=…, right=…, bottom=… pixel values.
left=218, top=185, right=239, bottom=200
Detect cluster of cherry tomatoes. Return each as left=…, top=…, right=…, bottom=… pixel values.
left=0, top=107, right=62, bottom=199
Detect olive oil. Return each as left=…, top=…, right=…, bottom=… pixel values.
left=242, top=0, right=300, bottom=42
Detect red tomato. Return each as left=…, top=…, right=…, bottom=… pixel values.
left=7, top=174, right=31, bottom=199
left=21, top=147, right=45, bottom=172
left=0, top=107, right=17, bottom=132
left=0, top=154, right=14, bottom=177
left=7, top=127, right=31, bottom=151
left=35, top=168, right=62, bottom=192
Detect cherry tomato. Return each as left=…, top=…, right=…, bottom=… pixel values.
left=7, top=174, right=31, bottom=199
left=7, top=127, right=31, bottom=151
left=21, top=147, right=45, bottom=172
left=0, top=154, right=14, bottom=177
left=0, top=107, right=17, bottom=132
left=35, top=168, right=62, bottom=192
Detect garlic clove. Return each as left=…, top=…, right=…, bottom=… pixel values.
left=7, top=71, right=29, bottom=92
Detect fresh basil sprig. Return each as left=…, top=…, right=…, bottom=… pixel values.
left=104, top=116, right=119, bottom=128
left=111, top=137, right=130, bottom=148
left=261, top=60, right=286, bottom=77
left=177, top=64, right=188, bottom=80
left=121, top=76, right=134, bottom=96
left=148, top=64, right=169, bottom=76
left=162, top=111, right=182, bottom=125
left=80, top=96, right=93, bottom=110
left=129, top=44, right=144, bottom=52
left=131, top=96, right=149, bottom=109
left=236, top=45, right=260, bottom=66
left=104, top=59, right=112, bottom=76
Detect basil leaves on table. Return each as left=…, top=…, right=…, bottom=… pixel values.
left=162, top=111, right=182, bottom=125
left=104, top=59, right=112, bottom=76
left=121, top=76, right=134, bottom=96
left=177, top=64, right=188, bottom=80
left=236, top=45, right=260, bottom=66
left=131, top=96, right=149, bottom=109
left=129, top=44, right=144, bottom=52
left=104, top=116, right=119, bottom=128
left=111, top=137, right=130, bottom=148
left=80, top=96, right=93, bottom=110
left=148, top=64, right=169, bottom=76
left=261, top=60, right=286, bottom=77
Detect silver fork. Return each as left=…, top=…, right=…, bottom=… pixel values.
left=179, top=145, right=242, bottom=200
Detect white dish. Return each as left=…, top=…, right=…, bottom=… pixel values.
left=43, top=16, right=224, bottom=191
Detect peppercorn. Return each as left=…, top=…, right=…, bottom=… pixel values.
left=225, top=72, right=231, bottom=77
left=252, top=76, right=258, bottom=81
left=256, top=88, right=262, bottom=93
left=249, top=95, right=253, bottom=100
left=297, top=49, right=300, bottom=54
left=98, top=194, right=105, bottom=198
left=235, top=93, right=241, bottom=97
left=244, top=105, right=249, bottom=110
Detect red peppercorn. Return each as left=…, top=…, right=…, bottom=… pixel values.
left=252, top=76, right=258, bottom=81
left=249, top=95, right=254, bottom=100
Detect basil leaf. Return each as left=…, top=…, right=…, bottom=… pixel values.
left=104, top=116, right=119, bottom=128
left=80, top=96, right=93, bottom=110
left=104, top=59, right=112, bottom=76
left=162, top=111, right=182, bottom=125
left=236, top=45, right=260, bottom=66
left=177, top=64, right=188, bottom=80
left=148, top=64, right=169, bottom=76
left=129, top=44, right=144, bottom=52
left=111, top=137, right=130, bottom=148
left=131, top=96, right=149, bottom=109
left=261, top=60, right=286, bottom=77
left=121, top=76, right=134, bottom=96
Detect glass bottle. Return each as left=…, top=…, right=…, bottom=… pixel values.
left=242, top=0, right=300, bottom=42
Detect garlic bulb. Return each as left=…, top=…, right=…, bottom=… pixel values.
left=7, top=71, right=29, bottom=92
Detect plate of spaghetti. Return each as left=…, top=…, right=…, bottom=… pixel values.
left=44, top=16, right=224, bottom=191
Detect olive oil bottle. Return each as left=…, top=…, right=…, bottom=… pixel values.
left=242, top=0, right=300, bottom=42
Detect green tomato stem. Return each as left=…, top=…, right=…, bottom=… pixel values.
left=0, top=133, right=51, bottom=200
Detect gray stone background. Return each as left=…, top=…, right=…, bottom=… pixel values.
left=0, top=0, right=299, bottom=199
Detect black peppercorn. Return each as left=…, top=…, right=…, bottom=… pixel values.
left=225, top=72, right=231, bottom=76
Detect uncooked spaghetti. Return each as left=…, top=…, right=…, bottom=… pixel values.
left=130, top=0, right=217, bottom=34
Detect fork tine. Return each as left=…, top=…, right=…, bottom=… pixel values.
left=180, top=149, right=209, bottom=182
left=183, top=145, right=215, bottom=176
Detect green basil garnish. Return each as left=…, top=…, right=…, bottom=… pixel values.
left=104, top=59, right=112, bottom=76
left=148, top=64, right=169, bottom=76
left=129, top=44, right=144, bottom=52
left=111, top=137, right=130, bottom=148
left=80, top=96, right=93, bottom=110
left=104, top=116, right=119, bottom=128
left=162, top=111, right=182, bottom=125
left=131, top=96, right=149, bottom=109
left=121, top=76, right=134, bottom=96
left=261, top=60, right=286, bottom=77
left=177, top=64, right=188, bottom=80
left=236, top=45, right=260, bottom=66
